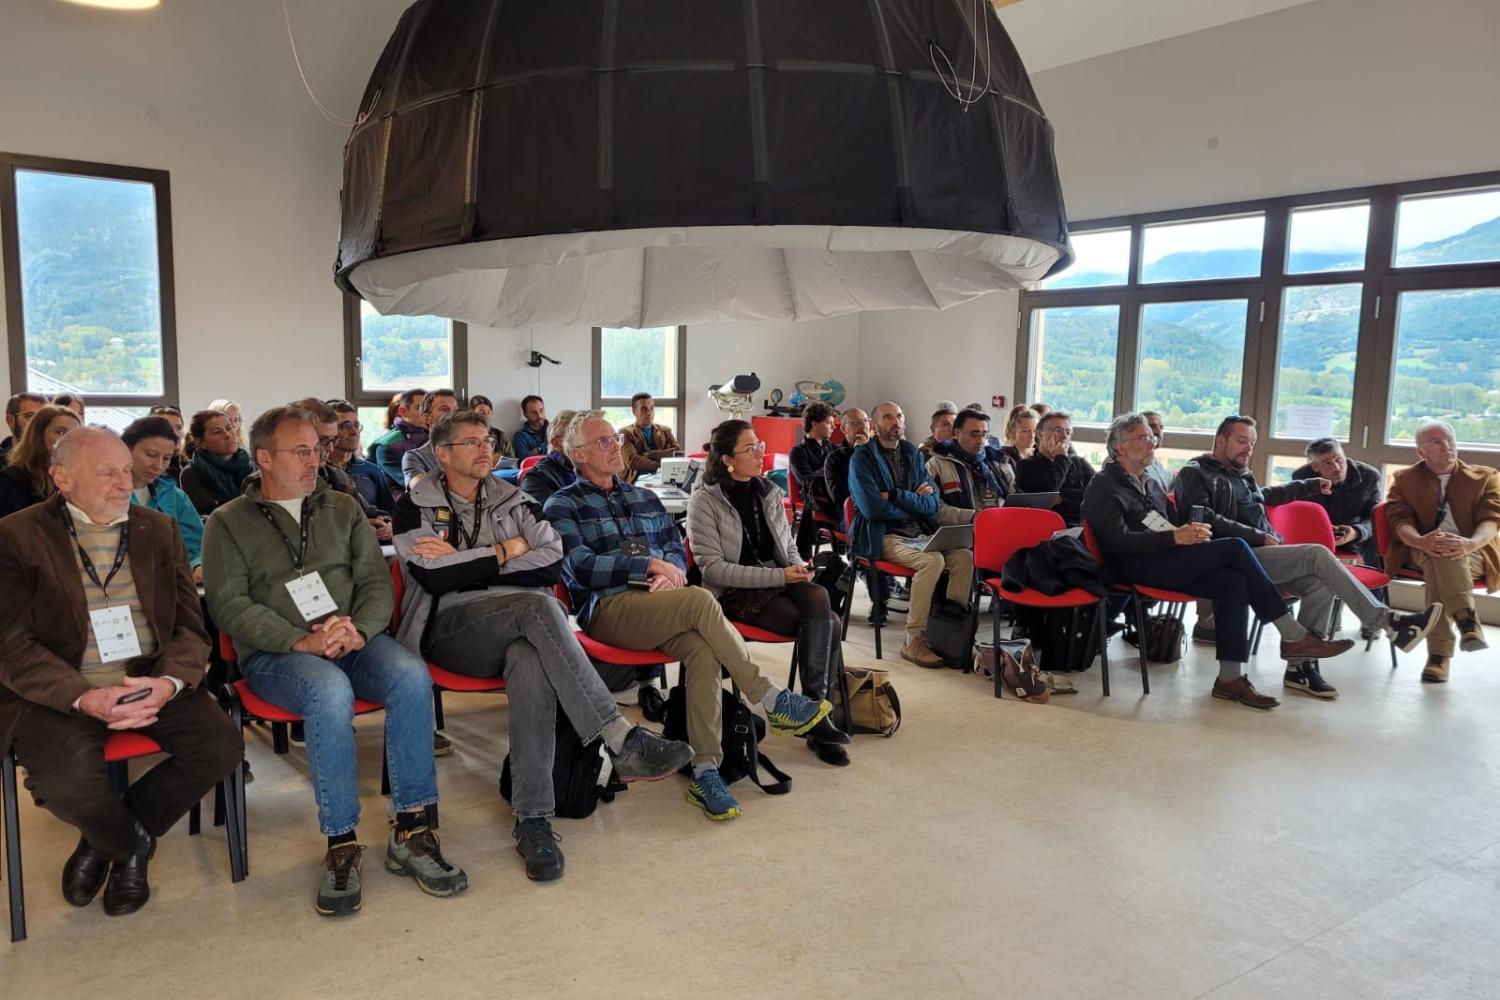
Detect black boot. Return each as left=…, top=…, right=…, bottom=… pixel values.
left=102, top=823, right=155, bottom=917
left=799, top=618, right=851, bottom=761
left=61, top=835, right=110, bottom=907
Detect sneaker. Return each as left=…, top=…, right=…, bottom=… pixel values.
left=1211, top=675, right=1280, bottom=710
left=1280, top=633, right=1356, bottom=660
left=316, top=843, right=364, bottom=917
left=1388, top=603, right=1443, bottom=653
left=900, top=635, right=946, bottom=669
left=433, top=733, right=454, bottom=757
left=385, top=827, right=468, bottom=897
left=1041, top=671, right=1077, bottom=695
left=866, top=608, right=888, bottom=627
left=1191, top=623, right=1216, bottom=646
left=512, top=818, right=564, bottom=882
left=885, top=595, right=911, bottom=613
left=765, top=688, right=832, bottom=736
left=1456, top=613, right=1489, bottom=653
left=1421, top=655, right=1450, bottom=684
left=608, top=726, right=693, bottom=782
left=686, top=767, right=741, bottom=821
left=1283, top=662, right=1339, bottom=699
left=637, top=684, right=668, bottom=724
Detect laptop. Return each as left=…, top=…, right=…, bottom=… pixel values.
left=895, top=523, right=974, bottom=554
left=1003, top=491, right=1062, bottom=509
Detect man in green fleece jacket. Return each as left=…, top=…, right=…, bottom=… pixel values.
left=204, top=404, right=467, bottom=917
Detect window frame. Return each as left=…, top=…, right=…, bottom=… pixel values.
left=341, top=293, right=468, bottom=411
left=1016, top=169, right=1500, bottom=482
left=1, top=151, right=180, bottom=408
left=591, top=325, right=688, bottom=439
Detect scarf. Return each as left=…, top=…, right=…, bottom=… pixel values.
left=190, top=447, right=254, bottom=503
left=939, top=440, right=1003, bottom=498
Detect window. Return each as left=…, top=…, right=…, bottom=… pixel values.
left=1388, top=287, right=1500, bottom=446
left=1038, top=229, right=1130, bottom=289
left=1286, top=203, right=1369, bottom=274
left=1394, top=187, right=1500, bottom=268
left=1028, top=306, right=1119, bottom=425
left=1273, top=283, right=1362, bottom=440
left=592, top=326, right=687, bottom=438
left=1140, top=214, right=1265, bottom=284
left=3, top=153, right=177, bottom=408
left=1136, top=299, right=1249, bottom=432
left=341, top=295, right=467, bottom=422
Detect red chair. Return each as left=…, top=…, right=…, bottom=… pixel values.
left=4, top=730, right=244, bottom=941
left=787, top=473, right=836, bottom=556
left=388, top=561, right=507, bottom=735
left=1373, top=501, right=1486, bottom=592
left=843, top=498, right=918, bottom=660
left=518, top=455, right=544, bottom=475
left=552, top=583, right=676, bottom=674
left=975, top=508, right=1122, bottom=695
left=681, top=538, right=807, bottom=689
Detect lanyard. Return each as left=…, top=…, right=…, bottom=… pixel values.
left=257, top=498, right=312, bottom=574
left=59, top=498, right=130, bottom=600
left=441, top=478, right=485, bottom=550
left=601, top=484, right=640, bottom=542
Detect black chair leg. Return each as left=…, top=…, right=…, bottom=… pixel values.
left=188, top=801, right=202, bottom=836
left=212, top=782, right=226, bottom=829
left=4, top=751, right=26, bottom=943
left=221, top=774, right=246, bottom=884
left=433, top=688, right=446, bottom=731
left=991, top=589, right=1004, bottom=700
left=380, top=742, right=391, bottom=797
left=1133, top=595, right=1151, bottom=695
left=872, top=569, right=885, bottom=660
left=1097, top=602, right=1111, bottom=697
left=785, top=638, right=801, bottom=691
left=272, top=722, right=289, bottom=755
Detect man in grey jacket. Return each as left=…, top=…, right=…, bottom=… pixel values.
left=392, top=411, right=691, bottom=882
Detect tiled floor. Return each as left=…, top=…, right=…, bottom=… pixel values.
left=3, top=599, right=1497, bottom=999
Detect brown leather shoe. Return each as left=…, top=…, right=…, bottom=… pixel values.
left=900, top=635, right=945, bottom=669
left=1280, top=634, right=1356, bottom=661
left=1421, top=655, right=1450, bottom=684
left=1212, top=675, right=1280, bottom=710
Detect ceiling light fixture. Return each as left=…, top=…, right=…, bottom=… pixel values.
left=57, top=0, right=161, bottom=10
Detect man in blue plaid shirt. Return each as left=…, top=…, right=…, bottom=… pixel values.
left=544, top=412, right=831, bottom=822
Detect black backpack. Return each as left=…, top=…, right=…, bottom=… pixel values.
left=924, top=596, right=980, bottom=668
left=499, top=716, right=626, bottom=819
left=1036, top=604, right=1101, bottom=673
left=662, top=684, right=791, bottom=794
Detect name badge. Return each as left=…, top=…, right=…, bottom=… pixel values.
left=1142, top=510, right=1175, bottom=533
left=286, top=571, right=339, bottom=622
left=620, top=536, right=649, bottom=558
left=89, top=606, right=143, bottom=663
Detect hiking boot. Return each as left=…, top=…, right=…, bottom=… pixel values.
left=385, top=827, right=468, bottom=897
left=608, top=726, right=693, bottom=782
left=1191, top=623, right=1216, bottom=646
left=1421, top=655, right=1450, bottom=684
left=637, top=684, right=668, bottom=724
left=686, top=767, right=741, bottom=821
left=1280, top=633, right=1355, bottom=661
left=512, top=818, right=564, bottom=882
left=433, top=733, right=454, bottom=757
left=1211, top=675, right=1280, bottom=710
left=1284, top=661, right=1339, bottom=699
left=765, top=688, right=832, bottom=736
left=316, top=843, right=365, bottom=917
left=1389, top=603, right=1444, bottom=653
left=1456, top=613, right=1488, bottom=653
left=900, top=635, right=945, bottom=669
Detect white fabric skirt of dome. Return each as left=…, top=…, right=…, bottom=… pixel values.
left=348, top=225, right=1062, bottom=328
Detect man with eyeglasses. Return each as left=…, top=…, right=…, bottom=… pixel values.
left=1176, top=415, right=1442, bottom=699
left=401, top=389, right=461, bottom=489
left=926, top=408, right=1013, bottom=514
left=2, top=391, right=47, bottom=461
left=543, top=411, right=830, bottom=822
left=292, top=398, right=393, bottom=544
left=204, top=405, right=468, bottom=916
left=392, top=410, right=692, bottom=879
left=326, top=400, right=396, bottom=516
left=1015, top=411, right=1095, bottom=526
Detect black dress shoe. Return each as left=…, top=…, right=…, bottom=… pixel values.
left=806, top=715, right=850, bottom=746
left=637, top=684, right=668, bottom=724
left=61, top=836, right=110, bottom=907
left=807, top=737, right=850, bottom=767
left=102, top=826, right=155, bottom=917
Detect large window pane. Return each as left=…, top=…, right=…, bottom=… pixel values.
left=1394, top=188, right=1500, bottom=268
left=359, top=301, right=453, bottom=392
left=1273, top=283, right=1361, bottom=440
left=1137, top=300, right=1248, bottom=432
left=1038, top=229, right=1130, bottom=289
left=1140, top=215, right=1265, bottom=284
left=1286, top=203, right=1369, bottom=274
left=15, top=169, right=163, bottom=395
left=1029, top=306, right=1119, bottom=426
left=1388, top=288, right=1500, bottom=445
left=600, top=327, right=679, bottom=398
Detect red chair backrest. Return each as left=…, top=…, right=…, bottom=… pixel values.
left=1372, top=500, right=1391, bottom=557
left=1080, top=521, right=1106, bottom=563
left=388, top=560, right=406, bottom=632
left=787, top=471, right=802, bottom=509
left=843, top=497, right=856, bottom=533
left=1267, top=501, right=1336, bottom=550
left=519, top=455, right=544, bottom=474
left=974, top=507, right=1066, bottom=576
left=218, top=629, right=236, bottom=664
left=553, top=581, right=575, bottom=614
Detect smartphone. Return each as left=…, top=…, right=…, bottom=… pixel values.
left=117, top=687, right=153, bottom=705
left=1189, top=504, right=1208, bottom=524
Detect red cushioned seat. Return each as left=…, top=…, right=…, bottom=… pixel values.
left=103, top=732, right=165, bottom=762
left=732, top=622, right=795, bottom=643
left=574, top=631, right=673, bottom=666
left=231, top=679, right=382, bottom=723
left=426, top=663, right=507, bottom=692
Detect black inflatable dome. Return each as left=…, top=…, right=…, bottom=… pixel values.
left=337, top=0, right=1072, bottom=328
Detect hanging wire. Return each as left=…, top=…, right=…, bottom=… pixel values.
left=929, top=0, right=994, bottom=111
left=283, top=0, right=357, bottom=127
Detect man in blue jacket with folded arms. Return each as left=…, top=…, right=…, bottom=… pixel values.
left=849, top=401, right=974, bottom=668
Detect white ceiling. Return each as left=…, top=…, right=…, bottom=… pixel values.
left=998, top=0, right=1323, bottom=72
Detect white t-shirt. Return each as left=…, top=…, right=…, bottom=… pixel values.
left=268, top=497, right=304, bottom=525
left=1438, top=474, right=1460, bottom=534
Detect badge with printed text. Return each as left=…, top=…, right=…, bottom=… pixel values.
left=620, top=536, right=649, bottom=557
left=89, top=606, right=143, bottom=663
left=286, top=571, right=339, bottom=622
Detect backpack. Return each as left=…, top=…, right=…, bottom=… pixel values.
left=499, top=715, right=626, bottom=819
left=663, top=684, right=791, bottom=794
left=1036, top=604, right=1100, bottom=672
left=925, top=596, right=980, bottom=668
left=1140, top=613, right=1186, bottom=663
left=974, top=639, right=1049, bottom=702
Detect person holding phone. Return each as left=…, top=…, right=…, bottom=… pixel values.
left=0, top=427, right=241, bottom=918
left=618, top=392, right=682, bottom=483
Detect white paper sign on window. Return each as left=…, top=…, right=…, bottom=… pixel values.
left=1285, top=405, right=1336, bottom=440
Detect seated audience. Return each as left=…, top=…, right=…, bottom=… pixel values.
left=964, top=402, right=1003, bottom=450
left=466, top=394, right=516, bottom=461
left=179, top=408, right=253, bottom=517
left=823, top=406, right=870, bottom=524
left=927, top=408, right=1013, bottom=513
left=1140, top=411, right=1173, bottom=492
left=147, top=404, right=186, bottom=481
left=1083, top=413, right=1354, bottom=710
left=687, top=420, right=851, bottom=766
left=204, top=405, right=467, bottom=916
left=2, top=390, right=46, bottom=460
left=0, top=403, right=81, bottom=518
left=371, top=388, right=427, bottom=488
left=513, top=394, right=549, bottom=459
left=327, top=399, right=396, bottom=515
left=788, top=401, right=838, bottom=558
left=1291, top=437, right=1383, bottom=568
left=1177, top=415, right=1440, bottom=698
left=392, top=410, right=692, bottom=880
left=0, top=427, right=240, bottom=917
left=619, top=392, right=682, bottom=483
left=519, top=408, right=579, bottom=507
left=544, top=411, right=830, bottom=822
left=1015, top=411, right=1095, bottom=525
left=52, top=392, right=87, bottom=422
left=849, top=401, right=974, bottom=668
left=207, top=398, right=248, bottom=450
left=122, top=416, right=206, bottom=584
left=998, top=404, right=1038, bottom=469
left=401, top=389, right=461, bottom=488
left=1384, top=419, right=1499, bottom=683
left=293, top=398, right=392, bottom=543
left=918, top=405, right=958, bottom=460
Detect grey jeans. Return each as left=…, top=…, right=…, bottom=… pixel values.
left=1202, top=542, right=1389, bottom=638
left=427, top=591, right=621, bottom=819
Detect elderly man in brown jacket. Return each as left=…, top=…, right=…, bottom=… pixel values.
left=0, top=427, right=241, bottom=918
left=1385, top=419, right=1500, bottom=683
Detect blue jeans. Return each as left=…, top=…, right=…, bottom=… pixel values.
left=244, top=633, right=437, bottom=836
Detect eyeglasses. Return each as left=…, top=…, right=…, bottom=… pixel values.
left=149, top=405, right=182, bottom=417
left=584, top=434, right=620, bottom=451
left=444, top=437, right=493, bottom=451
left=735, top=441, right=767, bottom=456
left=337, top=419, right=361, bottom=431
left=275, top=446, right=320, bottom=462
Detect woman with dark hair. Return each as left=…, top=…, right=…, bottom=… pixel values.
left=50, top=392, right=86, bottom=421
left=123, top=416, right=206, bottom=582
left=148, top=403, right=186, bottom=480
left=685, top=420, right=851, bottom=766
left=468, top=394, right=516, bottom=462
left=179, top=408, right=253, bottom=516
left=0, top=403, right=81, bottom=518
left=998, top=403, right=1038, bottom=469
